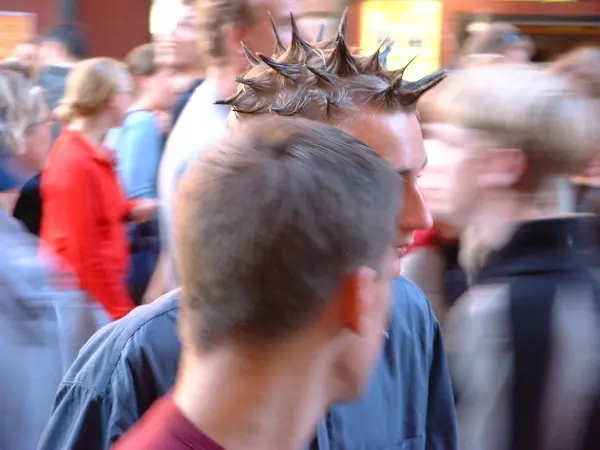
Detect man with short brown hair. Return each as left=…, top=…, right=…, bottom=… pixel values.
left=115, top=115, right=402, bottom=449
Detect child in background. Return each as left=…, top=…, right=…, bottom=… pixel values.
left=106, top=44, right=174, bottom=304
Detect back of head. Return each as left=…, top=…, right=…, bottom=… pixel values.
left=433, top=63, right=600, bottom=188
left=42, top=24, right=89, bottom=61
left=54, top=57, right=129, bottom=123
left=219, top=12, right=446, bottom=125
left=174, top=115, right=401, bottom=351
left=125, top=43, right=157, bottom=78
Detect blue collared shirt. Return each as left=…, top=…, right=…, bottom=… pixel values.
left=39, top=277, right=457, bottom=449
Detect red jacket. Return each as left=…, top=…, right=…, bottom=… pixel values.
left=41, top=129, right=135, bottom=319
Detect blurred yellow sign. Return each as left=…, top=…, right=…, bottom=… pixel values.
left=359, top=0, right=442, bottom=81
left=0, top=12, right=36, bottom=60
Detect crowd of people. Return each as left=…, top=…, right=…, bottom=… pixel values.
left=2, top=0, right=600, bottom=449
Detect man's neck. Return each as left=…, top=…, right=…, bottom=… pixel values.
left=173, top=341, right=335, bottom=450
left=172, top=68, right=205, bottom=93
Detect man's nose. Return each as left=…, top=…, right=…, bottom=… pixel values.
left=400, top=183, right=433, bottom=232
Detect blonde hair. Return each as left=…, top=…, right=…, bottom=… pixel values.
left=196, top=0, right=254, bottom=62
left=0, top=70, right=35, bottom=153
left=433, top=64, right=600, bottom=189
left=54, top=57, right=130, bottom=123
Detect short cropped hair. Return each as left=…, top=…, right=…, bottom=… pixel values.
left=175, top=116, right=401, bottom=350
left=43, top=24, right=89, bottom=60
left=217, top=11, right=447, bottom=123
left=125, top=44, right=157, bottom=78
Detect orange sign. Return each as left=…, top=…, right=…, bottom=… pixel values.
left=0, top=12, right=36, bottom=60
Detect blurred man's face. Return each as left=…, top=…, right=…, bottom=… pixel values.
left=173, top=7, right=200, bottom=69
left=154, top=5, right=199, bottom=70
left=345, top=111, right=432, bottom=264
left=420, top=123, right=483, bottom=228
left=14, top=42, right=38, bottom=68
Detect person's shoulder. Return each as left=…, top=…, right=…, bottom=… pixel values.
left=391, top=276, right=435, bottom=320
left=62, top=290, right=181, bottom=393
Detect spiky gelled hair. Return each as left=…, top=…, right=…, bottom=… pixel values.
left=217, top=9, right=447, bottom=123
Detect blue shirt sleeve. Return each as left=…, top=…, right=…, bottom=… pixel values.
left=114, top=113, right=162, bottom=199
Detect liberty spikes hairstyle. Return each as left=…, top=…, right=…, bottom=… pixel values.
left=217, top=9, right=447, bottom=123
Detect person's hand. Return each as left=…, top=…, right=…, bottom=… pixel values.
left=129, top=199, right=159, bottom=224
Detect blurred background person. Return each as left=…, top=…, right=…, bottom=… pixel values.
left=40, top=58, right=157, bottom=320
left=401, top=91, right=468, bottom=325
left=11, top=37, right=40, bottom=76
left=12, top=85, right=53, bottom=236
left=154, top=0, right=205, bottom=126
left=106, top=43, right=175, bottom=304
left=0, top=68, right=106, bottom=450
left=459, top=22, right=535, bottom=67
left=424, top=63, right=600, bottom=449
left=38, top=24, right=90, bottom=140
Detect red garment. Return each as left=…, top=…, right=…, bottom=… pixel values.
left=406, top=229, right=440, bottom=254
left=113, top=395, right=225, bottom=450
left=40, top=129, right=135, bottom=319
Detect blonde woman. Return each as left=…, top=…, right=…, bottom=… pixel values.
left=421, top=63, right=600, bottom=449
left=0, top=69, right=107, bottom=450
left=41, top=58, right=157, bottom=320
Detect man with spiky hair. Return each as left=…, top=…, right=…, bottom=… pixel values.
left=39, top=10, right=457, bottom=450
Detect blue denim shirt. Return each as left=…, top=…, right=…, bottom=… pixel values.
left=39, top=277, right=457, bottom=449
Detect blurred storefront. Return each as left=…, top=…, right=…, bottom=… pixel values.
left=352, top=0, right=600, bottom=77
left=3, top=0, right=600, bottom=67
left=1, top=0, right=149, bottom=58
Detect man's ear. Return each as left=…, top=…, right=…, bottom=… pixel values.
left=478, top=148, right=528, bottom=188
left=337, top=267, right=377, bottom=334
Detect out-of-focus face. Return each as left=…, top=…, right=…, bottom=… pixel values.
left=420, top=123, right=481, bottom=228
left=14, top=42, right=38, bottom=68
left=172, top=7, right=200, bottom=69
left=23, top=94, right=52, bottom=172
left=345, top=111, right=432, bottom=264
